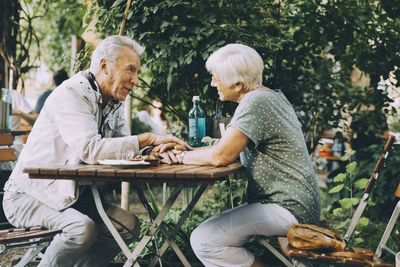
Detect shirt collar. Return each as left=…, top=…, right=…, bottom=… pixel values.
left=102, top=100, right=122, bottom=117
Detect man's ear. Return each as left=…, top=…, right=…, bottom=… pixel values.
left=100, top=59, right=108, bottom=74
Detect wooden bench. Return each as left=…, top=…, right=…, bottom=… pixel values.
left=0, top=132, right=61, bottom=266
left=0, top=227, right=62, bottom=266
left=0, top=132, right=17, bottom=229
left=0, top=132, right=17, bottom=162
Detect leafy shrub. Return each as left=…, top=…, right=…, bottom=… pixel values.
left=323, top=144, right=400, bottom=263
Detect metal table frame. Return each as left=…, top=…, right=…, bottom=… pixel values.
left=25, top=162, right=244, bottom=267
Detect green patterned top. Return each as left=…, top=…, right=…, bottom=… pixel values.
left=228, top=89, right=320, bottom=224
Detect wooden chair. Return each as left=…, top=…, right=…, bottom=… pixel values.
left=259, top=136, right=396, bottom=267
left=0, top=227, right=62, bottom=266
left=0, top=132, right=17, bottom=229
left=0, top=132, right=61, bottom=266
left=0, top=132, right=17, bottom=162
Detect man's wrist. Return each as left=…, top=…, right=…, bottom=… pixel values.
left=138, top=132, right=154, bottom=148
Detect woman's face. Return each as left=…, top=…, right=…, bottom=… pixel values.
left=211, top=73, right=240, bottom=102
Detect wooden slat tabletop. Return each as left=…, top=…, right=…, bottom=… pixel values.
left=24, top=161, right=244, bottom=184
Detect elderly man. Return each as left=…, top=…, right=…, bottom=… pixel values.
left=2, top=35, right=187, bottom=267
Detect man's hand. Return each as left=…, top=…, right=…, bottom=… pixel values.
left=138, top=133, right=191, bottom=164
left=152, top=143, right=190, bottom=153
left=149, top=134, right=191, bottom=150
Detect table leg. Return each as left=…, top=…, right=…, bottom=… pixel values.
left=148, top=184, right=208, bottom=267
left=91, top=184, right=137, bottom=266
left=130, top=184, right=184, bottom=266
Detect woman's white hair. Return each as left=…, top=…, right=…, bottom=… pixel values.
left=205, top=43, right=264, bottom=90
left=89, top=35, right=145, bottom=74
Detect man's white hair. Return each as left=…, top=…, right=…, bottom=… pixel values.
left=205, top=43, right=264, bottom=90
left=89, top=35, right=145, bottom=74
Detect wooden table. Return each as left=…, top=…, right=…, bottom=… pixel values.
left=23, top=162, right=244, bottom=267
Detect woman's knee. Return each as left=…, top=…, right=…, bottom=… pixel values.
left=190, top=223, right=214, bottom=253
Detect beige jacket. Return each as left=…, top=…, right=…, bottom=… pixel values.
left=4, top=71, right=139, bottom=210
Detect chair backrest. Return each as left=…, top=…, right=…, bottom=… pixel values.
left=0, top=132, right=16, bottom=229
left=0, top=133, right=17, bottom=161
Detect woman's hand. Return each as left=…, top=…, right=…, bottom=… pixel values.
left=150, top=144, right=187, bottom=164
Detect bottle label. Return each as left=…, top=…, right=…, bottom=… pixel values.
left=189, top=118, right=206, bottom=147
left=189, top=118, right=198, bottom=139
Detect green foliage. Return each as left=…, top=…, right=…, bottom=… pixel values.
left=131, top=117, right=151, bottom=135
left=1, top=0, right=41, bottom=88
left=86, top=0, right=399, bottom=149
left=356, top=144, right=400, bottom=220
left=323, top=142, right=400, bottom=259
left=32, top=0, right=87, bottom=72
left=324, top=153, right=371, bottom=246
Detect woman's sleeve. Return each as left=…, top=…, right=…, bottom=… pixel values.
left=228, top=93, right=272, bottom=147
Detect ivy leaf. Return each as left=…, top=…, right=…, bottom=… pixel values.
left=153, top=6, right=158, bottom=14
left=367, top=197, right=376, bottom=207
left=332, top=207, right=343, bottom=216
left=358, top=217, right=369, bottom=227
left=353, top=237, right=364, bottom=245
left=111, top=0, right=125, bottom=8
left=334, top=173, right=346, bottom=183
left=350, top=197, right=359, bottom=206
left=354, top=178, right=368, bottom=190
left=346, top=161, right=357, bottom=174
left=329, top=184, right=344, bottom=194
left=339, top=198, right=353, bottom=209
left=340, top=154, right=349, bottom=161
left=335, top=221, right=347, bottom=230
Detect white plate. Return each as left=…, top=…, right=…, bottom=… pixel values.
left=98, top=159, right=150, bottom=166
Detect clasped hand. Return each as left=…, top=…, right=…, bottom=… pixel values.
left=149, top=135, right=191, bottom=164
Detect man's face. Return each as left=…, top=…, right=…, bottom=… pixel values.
left=104, top=46, right=141, bottom=101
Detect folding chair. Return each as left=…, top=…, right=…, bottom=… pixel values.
left=259, top=136, right=396, bottom=267
left=1, top=132, right=61, bottom=266
left=0, top=227, right=62, bottom=266
left=375, top=182, right=400, bottom=259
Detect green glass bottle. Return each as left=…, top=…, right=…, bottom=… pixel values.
left=189, top=96, right=206, bottom=147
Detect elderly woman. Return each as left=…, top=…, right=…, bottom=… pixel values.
left=176, top=44, right=320, bottom=267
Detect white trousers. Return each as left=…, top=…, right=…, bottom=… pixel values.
left=3, top=189, right=140, bottom=267
left=190, top=202, right=298, bottom=267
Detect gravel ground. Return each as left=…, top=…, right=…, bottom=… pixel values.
left=0, top=248, right=34, bottom=267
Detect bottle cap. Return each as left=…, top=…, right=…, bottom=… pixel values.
left=193, top=96, right=200, bottom=101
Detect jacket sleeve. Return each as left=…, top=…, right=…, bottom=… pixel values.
left=50, top=83, right=139, bottom=164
